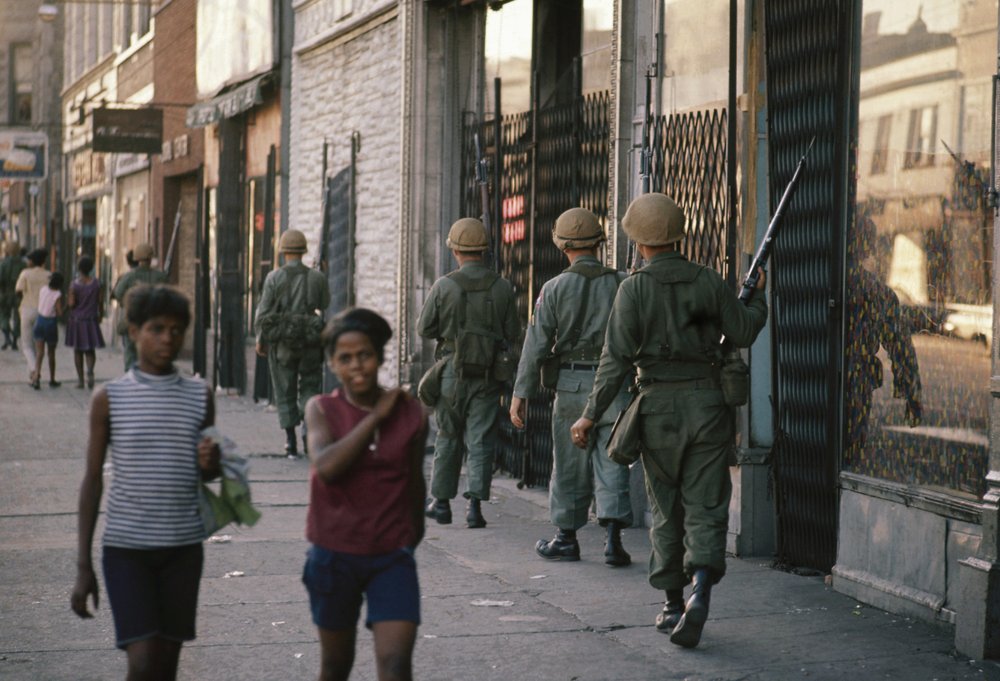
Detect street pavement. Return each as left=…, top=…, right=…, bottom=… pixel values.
left=2, top=340, right=1000, bottom=681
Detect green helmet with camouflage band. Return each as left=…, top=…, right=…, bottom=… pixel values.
left=447, top=218, right=489, bottom=253
left=621, top=193, right=686, bottom=246
left=552, top=207, right=605, bottom=250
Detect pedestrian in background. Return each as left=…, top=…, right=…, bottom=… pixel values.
left=31, top=271, right=64, bottom=389
left=14, top=248, right=50, bottom=384
left=0, top=240, right=24, bottom=350
left=571, top=193, right=767, bottom=648
left=510, top=207, right=633, bottom=566
left=72, top=285, right=221, bottom=681
left=112, top=243, right=167, bottom=371
left=66, top=255, right=106, bottom=390
left=254, top=229, right=330, bottom=458
left=418, top=218, right=519, bottom=529
left=303, top=307, right=427, bottom=681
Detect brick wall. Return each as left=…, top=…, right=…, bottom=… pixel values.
left=290, top=6, right=402, bottom=379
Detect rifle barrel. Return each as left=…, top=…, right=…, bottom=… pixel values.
left=738, top=136, right=815, bottom=302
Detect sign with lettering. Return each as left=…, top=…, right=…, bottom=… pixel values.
left=92, top=107, right=163, bottom=154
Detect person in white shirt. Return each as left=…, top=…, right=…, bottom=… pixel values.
left=31, top=271, right=64, bottom=389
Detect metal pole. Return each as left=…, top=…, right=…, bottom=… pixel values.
left=493, top=77, right=503, bottom=273
left=726, top=0, right=738, bottom=287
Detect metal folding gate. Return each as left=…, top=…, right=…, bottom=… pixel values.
left=462, top=92, right=731, bottom=489
left=764, top=0, right=853, bottom=571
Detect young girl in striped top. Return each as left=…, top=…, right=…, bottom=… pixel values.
left=72, top=285, right=220, bottom=681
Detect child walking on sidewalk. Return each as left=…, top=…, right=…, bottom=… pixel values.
left=71, top=285, right=220, bottom=681
left=66, top=256, right=106, bottom=389
left=302, top=308, right=428, bottom=681
left=31, top=271, right=64, bottom=389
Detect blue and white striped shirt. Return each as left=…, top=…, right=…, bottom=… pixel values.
left=103, top=369, right=207, bottom=548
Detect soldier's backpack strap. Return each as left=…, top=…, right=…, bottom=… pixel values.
left=558, top=262, right=621, bottom=360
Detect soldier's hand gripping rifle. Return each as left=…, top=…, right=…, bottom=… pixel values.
left=474, top=132, right=499, bottom=271
left=738, top=136, right=816, bottom=303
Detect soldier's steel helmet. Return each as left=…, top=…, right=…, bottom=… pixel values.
left=552, top=208, right=605, bottom=250
left=279, top=229, right=308, bottom=254
left=133, top=242, right=155, bottom=261
left=621, top=193, right=686, bottom=246
left=446, top=218, right=489, bottom=252
left=3, top=241, right=20, bottom=256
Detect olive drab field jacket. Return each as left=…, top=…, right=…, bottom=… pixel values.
left=584, top=251, right=767, bottom=422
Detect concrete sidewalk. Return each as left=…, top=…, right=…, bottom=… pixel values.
left=1, top=340, right=999, bottom=680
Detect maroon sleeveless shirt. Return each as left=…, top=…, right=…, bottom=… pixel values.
left=306, top=389, right=425, bottom=555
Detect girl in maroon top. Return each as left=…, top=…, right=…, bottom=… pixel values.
left=303, top=307, right=428, bottom=681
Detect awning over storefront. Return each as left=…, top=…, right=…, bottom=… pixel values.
left=186, top=73, right=272, bottom=128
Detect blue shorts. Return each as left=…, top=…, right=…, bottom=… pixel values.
left=102, top=543, right=204, bottom=650
left=32, top=315, right=57, bottom=345
left=302, top=545, right=420, bottom=631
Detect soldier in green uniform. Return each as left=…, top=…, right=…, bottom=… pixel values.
left=571, top=193, right=767, bottom=648
left=418, top=218, right=519, bottom=528
left=254, top=229, right=330, bottom=457
left=112, top=243, right=168, bottom=371
left=509, top=207, right=633, bottom=566
left=0, top=241, right=25, bottom=350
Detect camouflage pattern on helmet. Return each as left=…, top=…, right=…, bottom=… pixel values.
left=446, top=218, right=489, bottom=252
left=621, top=193, right=686, bottom=246
left=552, top=207, right=605, bottom=250
left=134, top=242, right=155, bottom=261
left=279, top=229, right=308, bottom=254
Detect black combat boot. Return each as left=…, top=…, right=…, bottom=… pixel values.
left=425, top=498, right=452, bottom=525
left=670, top=569, right=713, bottom=648
left=535, top=529, right=580, bottom=561
left=284, top=427, right=298, bottom=458
left=654, top=589, right=685, bottom=634
left=1, top=330, right=10, bottom=350
left=466, top=498, right=487, bottom=528
left=603, top=520, right=631, bottom=567
left=301, top=421, right=309, bottom=455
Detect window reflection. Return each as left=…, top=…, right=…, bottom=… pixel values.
left=662, top=0, right=731, bottom=113
left=486, top=0, right=533, bottom=114
left=847, top=0, right=996, bottom=497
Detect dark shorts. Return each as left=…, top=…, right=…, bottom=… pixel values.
left=102, top=543, right=204, bottom=650
left=32, top=315, right=57, bottom=345
left=302, top=544, right=420, bottom=631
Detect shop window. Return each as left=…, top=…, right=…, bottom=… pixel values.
left=485, top=0, right=534, bottom=114
left=847, top=2, right=994, bottom=497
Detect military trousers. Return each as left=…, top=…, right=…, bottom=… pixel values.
left=122, top=335, right=137, bottom=372
left=550, top=368, right=632, bottom=530
left=0, top=296, right=15, bottom=335
left=268, top=344, right=324, bottom=429
left=639, top=381, right=733, bottom=591
left=430, top=363, right=500, bottom=501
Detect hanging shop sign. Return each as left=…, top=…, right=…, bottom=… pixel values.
left=92, top=107, right=164, bottom=154
left=186, top=73, right=270, bottom=128
left=0, top=130, right=47, bottom=180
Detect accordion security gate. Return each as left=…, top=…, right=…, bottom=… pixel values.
left=462, top=93, right=731, bottom=488
left=764, top=0, right=852, bottom=571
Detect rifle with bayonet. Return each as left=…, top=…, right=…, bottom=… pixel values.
left=474, top=131, right=498, bottom=271
left=719, top=136, right=815, bottom=407
left=738, top=136, right=816, bottom=303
